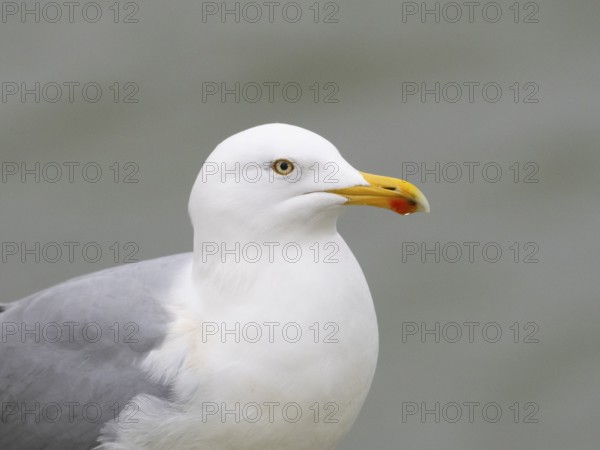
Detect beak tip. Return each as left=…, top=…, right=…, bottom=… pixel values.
left=420, top=196, right=431, bottom=213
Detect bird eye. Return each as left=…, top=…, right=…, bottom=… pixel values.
left=272, top=159, right=295, bottom=175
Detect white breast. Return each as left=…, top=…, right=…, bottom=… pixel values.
left=103, top=238, right=379, bottom=450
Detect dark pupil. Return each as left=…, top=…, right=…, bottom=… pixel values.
left=280, top=162, right=289, bottom=171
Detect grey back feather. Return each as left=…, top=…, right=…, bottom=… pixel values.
left=0, top=253, right=191, bottom=449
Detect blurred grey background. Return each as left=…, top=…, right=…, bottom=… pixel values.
left=1, top=0, right=599, bottom=449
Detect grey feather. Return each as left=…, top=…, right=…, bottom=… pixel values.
left=0, top=253, right=191, bottom=450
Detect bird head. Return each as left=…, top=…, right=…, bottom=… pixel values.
left=189, top=123, right=429, bottom=240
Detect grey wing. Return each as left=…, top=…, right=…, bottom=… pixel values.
left=0, top=253, right=191, bottom=450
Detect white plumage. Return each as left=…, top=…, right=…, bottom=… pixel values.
left=1, top=124, right=429, bottom=450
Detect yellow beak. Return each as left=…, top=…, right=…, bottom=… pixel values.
left=326, top=172, right=430, bottom=215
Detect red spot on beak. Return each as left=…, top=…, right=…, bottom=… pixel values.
left=389, top=198, right=418, bottom=215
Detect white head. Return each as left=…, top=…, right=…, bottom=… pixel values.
left=189, top=123, right=429, bottom=244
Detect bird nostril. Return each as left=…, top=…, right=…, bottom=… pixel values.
left=382, top=186, right=396, bottom=191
